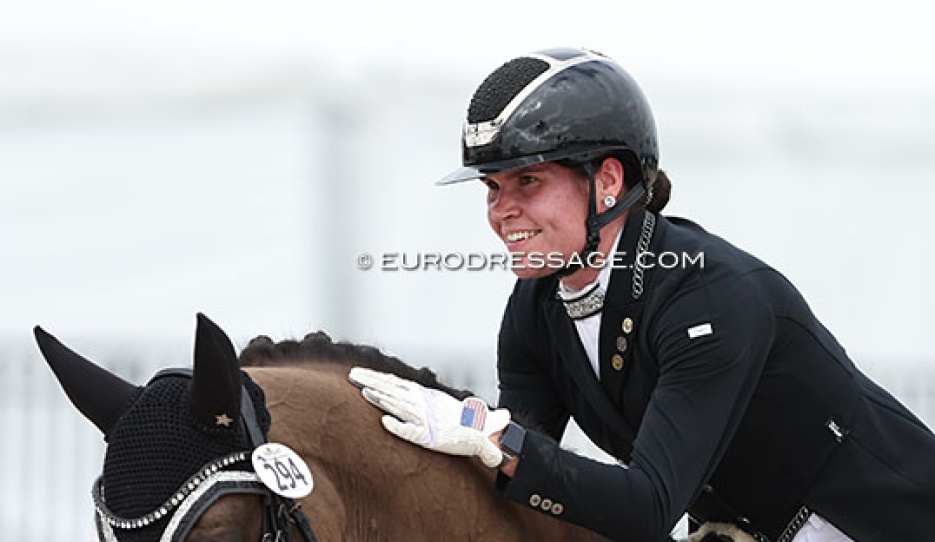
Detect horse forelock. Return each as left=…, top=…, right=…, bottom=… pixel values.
left=239, top=332, right=473, bottom=400
left=99, top=371, right=269, bottom=541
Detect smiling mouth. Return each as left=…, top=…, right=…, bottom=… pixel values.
left=505, top=230, right=539, bottom=244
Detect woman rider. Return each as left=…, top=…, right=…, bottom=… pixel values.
left=349, top=47, right=935, bottom=541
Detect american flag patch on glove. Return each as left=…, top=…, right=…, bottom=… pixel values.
left=460, top=397, right=488, bottom=430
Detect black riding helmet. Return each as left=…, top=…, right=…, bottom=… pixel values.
left=438, top=47, right=660, bottom=272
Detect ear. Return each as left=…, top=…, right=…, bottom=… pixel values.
left=596, top=157, right=626, bottom=207
left=190, top=313, right=242, bottom=429
left=34, top=326, right=140, bottom=436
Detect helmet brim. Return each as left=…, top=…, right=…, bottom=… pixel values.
left=436, top=146, right=633, bottom=186
left=436, top=166, right=488, bottom=185
left=436, top=154, right=551, bottom=185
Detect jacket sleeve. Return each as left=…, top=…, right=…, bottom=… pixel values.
left=496, top=291, right=570, bottom=442
left=498, top=273, right=775, bottom=541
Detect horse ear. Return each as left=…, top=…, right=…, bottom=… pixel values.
left=190, top=313, right=242, bottom=429
left=33, top=326, right=140, bottom=436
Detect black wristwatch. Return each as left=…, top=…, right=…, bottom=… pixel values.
left=497, top=422, right=526, bottom=468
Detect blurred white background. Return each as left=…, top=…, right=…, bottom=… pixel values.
left=1, top=0, right=933, bottom=539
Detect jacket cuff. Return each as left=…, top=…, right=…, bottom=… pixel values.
left=493, top=429, right=568, bottom=519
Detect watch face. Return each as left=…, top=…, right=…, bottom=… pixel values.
left=500, top=422, right=526, bottom=456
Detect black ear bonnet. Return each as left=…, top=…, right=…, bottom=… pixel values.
left=35, top=315, right=317, bottom=542
left=99, top=370, right=270, bottom=542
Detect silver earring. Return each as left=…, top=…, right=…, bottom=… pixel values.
left=603, top=195, right=616, bottom=208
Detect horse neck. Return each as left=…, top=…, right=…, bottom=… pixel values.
left=245, top=365, right=608, bottom=542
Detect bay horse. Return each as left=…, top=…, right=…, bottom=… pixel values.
left=35, top=314, right=611, bottom=542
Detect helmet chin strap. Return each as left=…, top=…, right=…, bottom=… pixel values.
left=554, top=163, right=646, bottom=278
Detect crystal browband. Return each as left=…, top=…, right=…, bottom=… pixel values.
left=561, top=281, right=605, bottom=320
left=92, top=450, right=252, bottom=530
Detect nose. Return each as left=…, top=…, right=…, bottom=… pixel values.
left=488, top=185, right=520, bottom=223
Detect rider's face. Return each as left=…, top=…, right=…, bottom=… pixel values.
left=483, top=163, right=589, bottom=279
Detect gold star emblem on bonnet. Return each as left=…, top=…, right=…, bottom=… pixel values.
left=215, top=413, right=233, bottom=427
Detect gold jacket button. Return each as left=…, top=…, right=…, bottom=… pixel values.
left=551, top=502, right=564, bottom=515
left=611, top=354, right=625, bottom=371
left=621, top=317, right=634, bottom=334
left=541, top=498, right=552, bottom=511
left=616, top=336, right=628, bottom=352
left=529, top=494, right=542, bottom=507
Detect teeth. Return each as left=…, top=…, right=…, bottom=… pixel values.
left=506, top=231, right=537, bottom=242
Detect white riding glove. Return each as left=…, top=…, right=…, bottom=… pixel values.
left=348, top=367, right=511, bottom=468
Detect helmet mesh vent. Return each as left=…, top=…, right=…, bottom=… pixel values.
left=467, top=57, right=549, bottom=124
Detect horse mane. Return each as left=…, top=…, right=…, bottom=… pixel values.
left=239, top=331, right=473, bottom=400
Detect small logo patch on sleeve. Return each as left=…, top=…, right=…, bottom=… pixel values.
left=687, top=323, right=713, bottom=339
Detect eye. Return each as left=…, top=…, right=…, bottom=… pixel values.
left=483, top=178, right=500, bottom=204
left=518, top=174, right=538, bottom=186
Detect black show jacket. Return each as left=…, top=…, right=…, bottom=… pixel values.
left=495, top=210, right=935, bottom=541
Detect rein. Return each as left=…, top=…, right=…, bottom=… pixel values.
left=92, top=368, right=318, bottom=542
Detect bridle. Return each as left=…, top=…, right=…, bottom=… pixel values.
left=91, top=368, right=318, bottom=542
